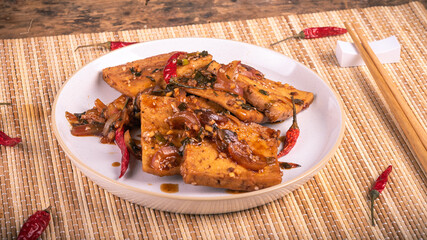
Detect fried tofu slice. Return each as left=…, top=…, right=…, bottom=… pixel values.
left=207, top=61, right=314, bottom=122
left=181, top=142, right=282, bottom=191
left=184, top=88, right=266, bottom=123
left=140, top=95, right=182, bottom=176
left=181, top=120, right=282, bottom=191
left=217, top=120, right=280, bottom=160
left=140, top=93, right=224, bottom=176
left=173, top=88, right=225, bottom=113
left=102, top=52, right=213, bottom=97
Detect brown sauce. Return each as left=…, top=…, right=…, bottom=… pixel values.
left=225, top=189, right=247, bottom=194
left=112, top=162, right=121, bottom=167
left=160, top=183, right=179, bottom=193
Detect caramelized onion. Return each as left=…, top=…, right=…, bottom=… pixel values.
left=65, top=111, right=79, bottom=125
left=215, top=129, right=267, bottom=171
left=102, top=112, right=121, bottom=136
left=71, top=124, right=104, bottom=136
left=80, top=108, right=105, bottom=123
left=213, top=61, right=244, bottom=97
left=198, top=110, right=228, bottom=126
left=166, top=110, right=201, bottom=131
left=227, top=141, right=267, bottom=171
left=94, top=98, right=107, bottom=112
left=151, top=146, right=181, bottom=171
left=240, top=64, right=264, bottom=81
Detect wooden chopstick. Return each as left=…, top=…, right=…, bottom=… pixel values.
left=344, top=22, right=427, bottom=174
left=352, top=22, right=427, bottom=150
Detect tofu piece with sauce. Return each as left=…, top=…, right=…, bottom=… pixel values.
left=102, top=52, right=213, bottom=97
left=140, top=95, right=182, bottom=176
left=139, top=93, right=224, bottom=177
left=181, top=120, right=282, bottom=191
left=181, top=142, right=282, bottom=191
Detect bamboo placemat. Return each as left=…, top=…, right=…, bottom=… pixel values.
left=1, top=2, right=426, bottom=239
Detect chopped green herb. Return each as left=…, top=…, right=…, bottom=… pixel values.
left=294, top=99, right=304, bottom=105
left=213, top=91, right=219, bottom=97
left=194, top=71, right=205, bottom=82
left=259, top=89, right=269, bottom=96
left=165, top=83, right=177, bottom=93
left=169, top=81, right=206, bottom=90
left=181, top=137, right=193, bottom=146
left=178, top=59, right=189, bottom=66
left=187, top=52, right=198, bottom=57
left=194, top=71, right=214, bottom=87
left=199, top=50, right=209, bottom=57
left=221, top=109, right=231, bottom=115
left=179, top=137, right=196, bottom=153
left=205, top=60, right=213, bottom=69
left=146, top=76, right=155, bottom=82
left=226, top=92, right=238, bottom=97
left=151, top=68, right=161, bottom=74
left=130, top=67, right=142, bottom=76
left=240, top=103, right=253, bottom=110
left=167, top=80, right=201, bottom=90
left=226, top=75, right=230, bottom=80
left=196, top=127, right=204, bottom=141
left=155, top=133, right=166, bottom=144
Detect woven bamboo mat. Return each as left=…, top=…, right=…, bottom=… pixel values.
left=1, top=2, right=426, bottom=239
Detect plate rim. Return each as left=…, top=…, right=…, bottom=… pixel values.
left=51, top=37, right=346, bottom=201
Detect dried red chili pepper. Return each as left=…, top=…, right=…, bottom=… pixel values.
left=369, top=165, right=392, bottom=226
left=270, top=27, right=347, bottom=46
left=163, top=52, right=185, bottom=84
left=115, top=126, right=130, bottom=178
left=75, top=41, right=138, bottom=51
left=17, top=206, right=51, bottom=240
left=0, top=130, right=21, bottom=147
left=277, top=95, right=299, bottom=158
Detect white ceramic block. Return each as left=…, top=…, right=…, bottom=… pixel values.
left=335, top=36, right=401, bottom=67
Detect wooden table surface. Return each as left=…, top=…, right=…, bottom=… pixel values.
left=1, top=0, right=425, bottom=39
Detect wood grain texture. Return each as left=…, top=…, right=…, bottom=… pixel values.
left=0, top=0, right=425, bottom=39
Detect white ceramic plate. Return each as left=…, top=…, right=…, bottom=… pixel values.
left=52, top=38, right=345, bottom=214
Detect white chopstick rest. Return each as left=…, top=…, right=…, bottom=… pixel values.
left=335, top=36, right=401, bottom=67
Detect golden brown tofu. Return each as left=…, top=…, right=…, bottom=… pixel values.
left=217, top=120, right=280, bottom=160
left=140, top=95, right=182, bottom=176
left=140, top=93, right=224, bottom=177
left=181, top=119, right=282, bottom=191
left=174, top=88, right=225, bottom=113
left=181, top=142, right=282, bottom=191
left=207, top=61, right=314, bottom=122
left=184, top=88, right=266, bottom=123
left=102, top=52, right=213, bottom=97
